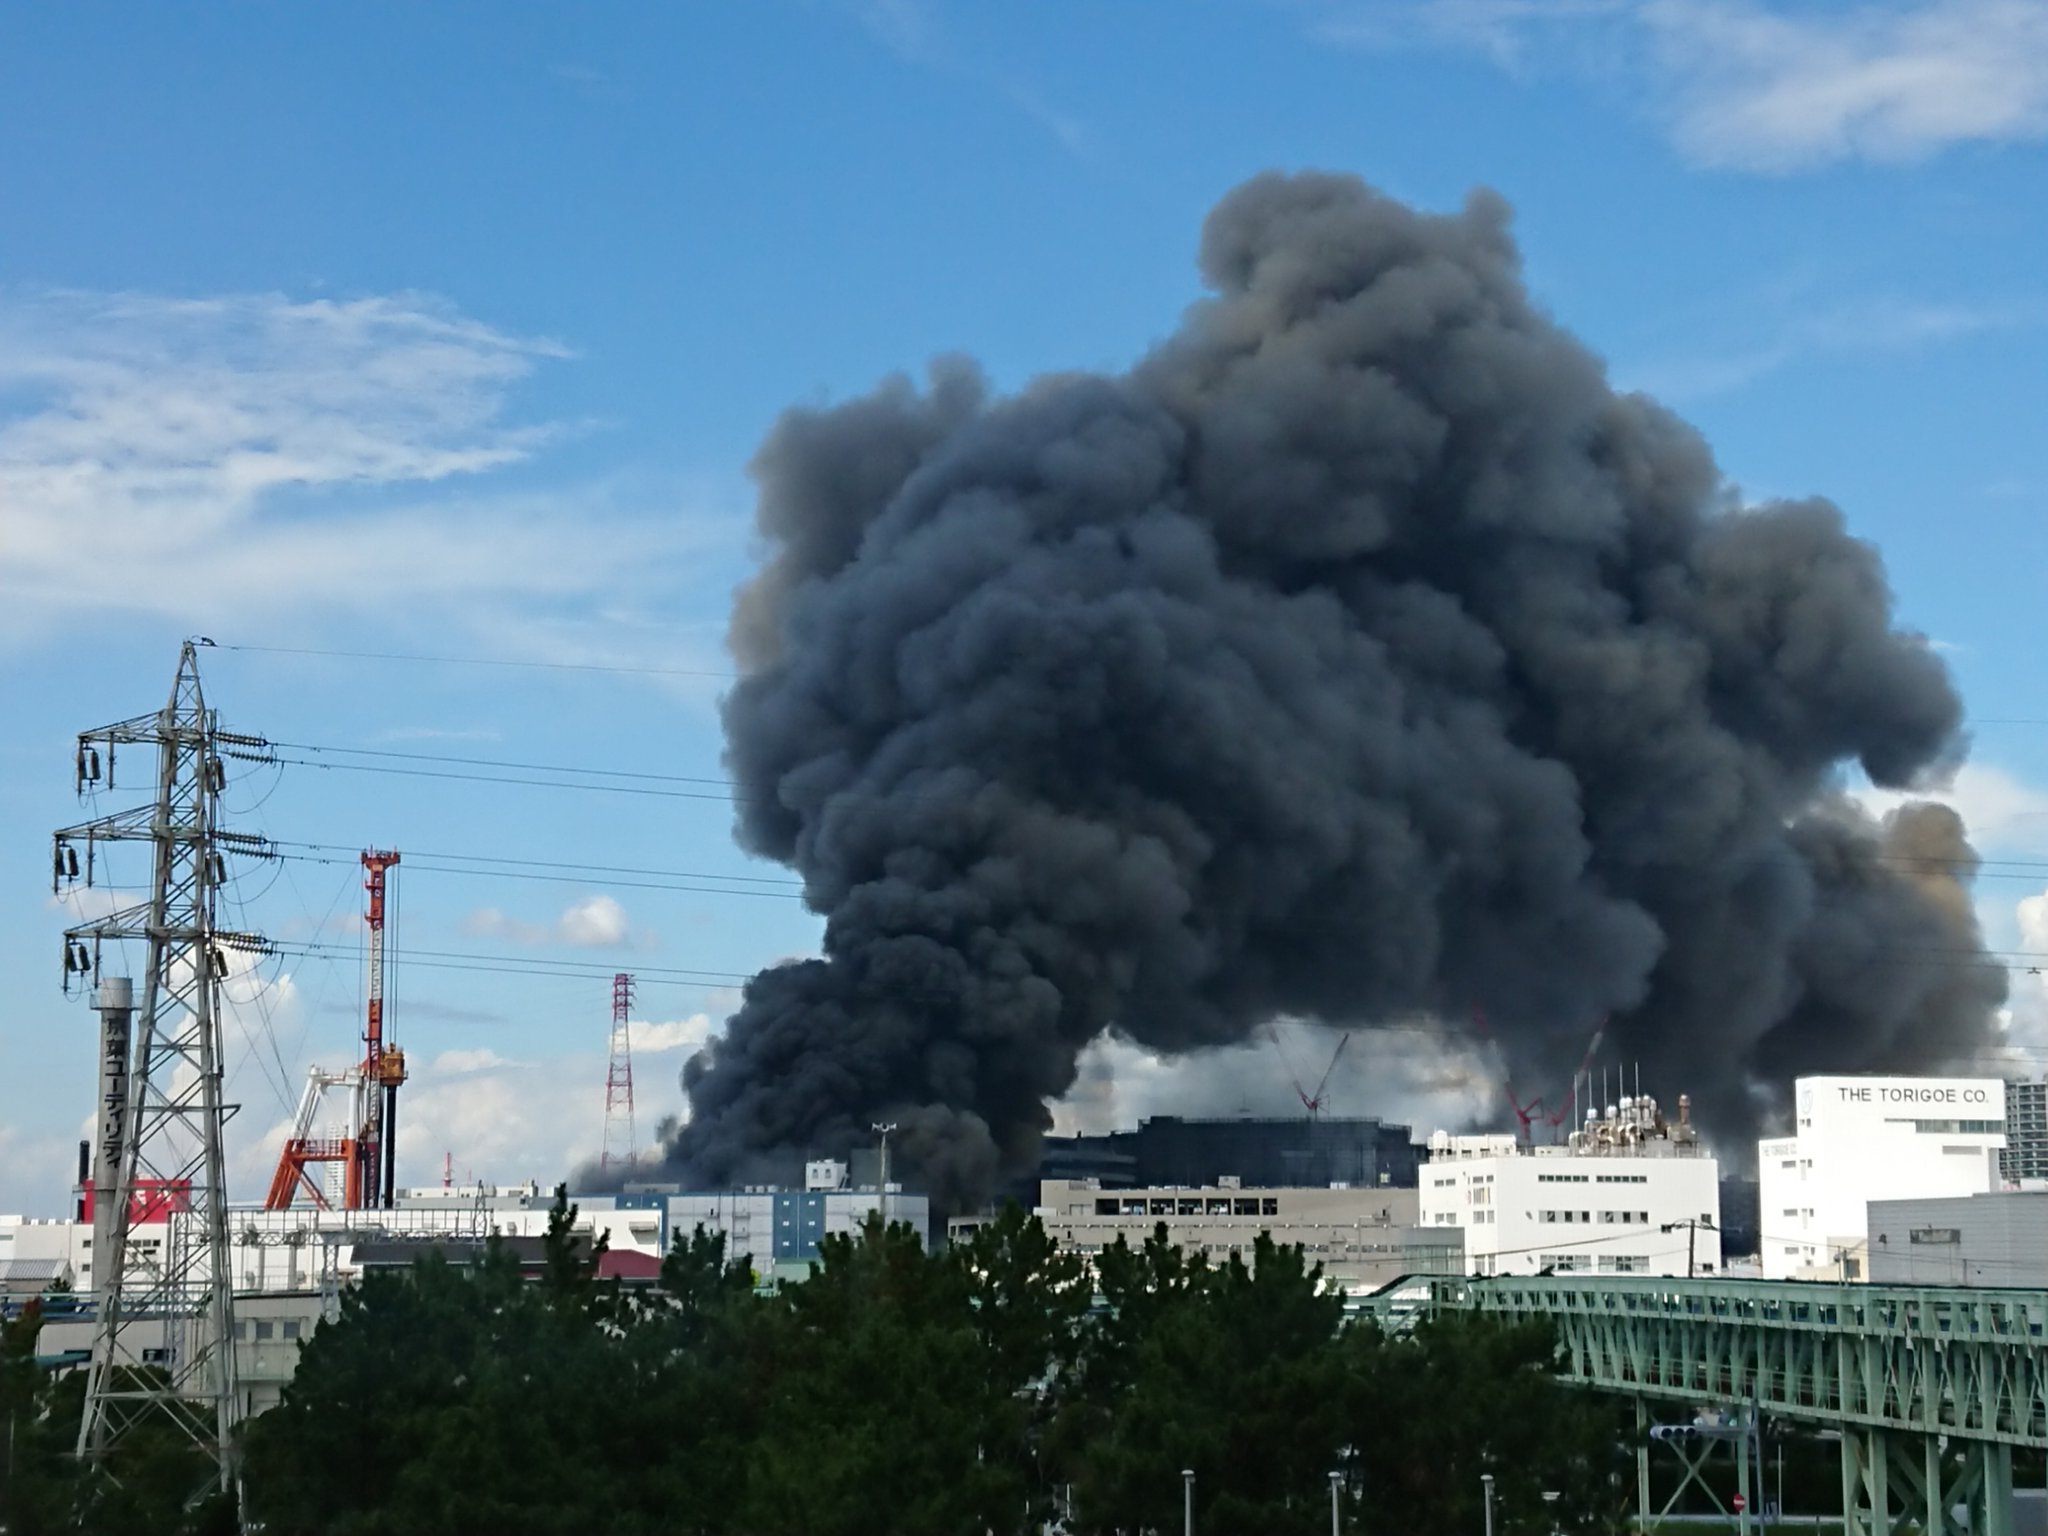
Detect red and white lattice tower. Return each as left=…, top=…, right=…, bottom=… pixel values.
left=600, top=972, right=636, bottom=1175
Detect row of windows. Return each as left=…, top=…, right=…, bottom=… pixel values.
left=1093, top=1197, right=1282, bottom=1217
left=1887, top=1118, right=2003, bottom=1135
left=1538, top=1254, right=1652, bottom=1274
left=1596, top=1174, right=1648, bottom=1184
left=1540, top=1209, right=1647, bottom=1224
left=234, top=1318, right=304, bottom=1343
left=1537, top=1173, right=1590, bottom=1184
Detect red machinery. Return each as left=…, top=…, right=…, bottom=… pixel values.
left=265, top=850, right=406, bottom=1210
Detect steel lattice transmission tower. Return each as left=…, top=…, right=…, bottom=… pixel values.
left=53, top=640, right=272, bottom=1503
left=600, top=971, right=637, bottom=1175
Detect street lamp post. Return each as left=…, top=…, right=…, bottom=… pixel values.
left=1183, top=1469, right=1195, bottom=1536
left=1330, top=1469, right=1343, bottom=1536
left=1544, top=1489, right=1562, bottom=1536
left=1482, top=1473, right=1495, bottom=1536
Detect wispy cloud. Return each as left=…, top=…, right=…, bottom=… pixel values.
left=1314, top=0, right=2048, bottom=170
left=1621, top=294, right=2046, bottom=401
left=0, top=288, right=695, bottom=645
left=841, top=0, right=1096, bottom=161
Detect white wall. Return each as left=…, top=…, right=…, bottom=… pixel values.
left=1759, top=1075, right=2005, bottom=1280
left=1420, top=1148, right=1721, bottom=1278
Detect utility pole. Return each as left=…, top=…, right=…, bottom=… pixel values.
left=54, top=641, right=273, bottom=1511
left=600, top=973, right=637, bottom=1177
left=872, top=1122, right=897, bottom=1235
left=1661, top=1217, right=1715, bottom=1279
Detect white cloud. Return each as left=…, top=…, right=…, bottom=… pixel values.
left=0, top=1123, right=83, bottom=1214
left=0, top=288, right=696, bottom=643
left=432, top=1047, right=521, bottom=1075
left=1646, top=0, right=2048, bottom=170
left=1316, top=0, right=2048, bottom=170
left=1053, top=1017, right=1493, bottom=1138
left=461, top=894, right=639, bottom=949
left=627, top=1015, right=715, bottom=1054
left=1854, top=761, right=2048, bottom=852
left=559, top=894, right=631, bottom=948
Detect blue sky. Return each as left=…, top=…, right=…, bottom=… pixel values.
left=4, top=0, right=2048, bottom=1212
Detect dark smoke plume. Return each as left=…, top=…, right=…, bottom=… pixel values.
left=668, top=172, right=2002, bottom=1206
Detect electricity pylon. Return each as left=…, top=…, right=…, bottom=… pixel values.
left=600, top=972, right=637, bottom=1175
left=54, top=639, right=272, bottom=1506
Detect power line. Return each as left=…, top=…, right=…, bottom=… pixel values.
left=269, top=840, right=800, bottom=886
left=269, top=850, right=800, bottom=901
left=216, top=641, right=738, bottom=680
left=264, top=939, right=755, bottom=987
left=264, top=740, right=736, bottom=788
left=259, top=755, right=742, bottom=803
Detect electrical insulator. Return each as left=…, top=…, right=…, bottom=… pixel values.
left=53, top=843, right=67, bottom=888
left=209, top=946, right=229, bottom=980
left=87, top=746, right=101, bottom=782
left=66, top=845, right=80, bottom=879
left=208, top=852, right=227, bottom=884
left=207, top=756, right=227, bottom=792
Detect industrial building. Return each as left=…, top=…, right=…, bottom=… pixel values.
left=659, top=1159, right=929, bottom=1283
left=1419, top=1092, right=1721, bottom=1278
left=1037, top=1114, right=1422, bottom=1193
left=1757, top=1074, right=2006, bottom=1281
left=2001, top=1076, right=2048, bottom=1185
left=1866, top=1190, right=2048, bottom=1286
left=1007, top=1178, right=1460, bottom=1289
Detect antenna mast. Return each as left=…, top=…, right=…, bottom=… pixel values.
left=53, top=640, right=273, bottom=1506
left=600, top=972, right=636, bottom=1175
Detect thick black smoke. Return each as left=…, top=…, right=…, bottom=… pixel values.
left=668, top=172, right=2002, bottom=1206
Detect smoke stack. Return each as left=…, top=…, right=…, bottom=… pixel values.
left=669, top=171, right=2002, bottom=1208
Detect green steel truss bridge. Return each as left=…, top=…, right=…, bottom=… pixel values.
left=1357, top=1275, right=2048, bottom=1536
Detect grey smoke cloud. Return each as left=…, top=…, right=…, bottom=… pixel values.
left=666, top=171, right=2002, bottom=1207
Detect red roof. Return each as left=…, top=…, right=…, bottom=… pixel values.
left=597, top=1249, right=663, bottom=1282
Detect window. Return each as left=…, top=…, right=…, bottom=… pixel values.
left=282, top=1319, right=301, bottom=1341
left=1261, top=1198, right=1279, bottom=1217
left=255, top=1320, right=274, bottom=1341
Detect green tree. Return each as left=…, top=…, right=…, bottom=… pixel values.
left=732, top=1216, right=1026, bottom=1536
left=1057, top=1227, right=1346, bottom=1536
left=1339, top=1311, right=1627, bottom=1536
left=1, top=1298, right=75, bottom=1535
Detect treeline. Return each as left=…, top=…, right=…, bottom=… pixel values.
left=247, top=1196, right=1623, bottom=1536
left=3, top=1195, right=1625, bottom=1536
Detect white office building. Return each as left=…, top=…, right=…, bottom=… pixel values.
left=1758, top=1074, right=2006, bottom=1281
left=1419, top=1094, right=1721, bottom=1279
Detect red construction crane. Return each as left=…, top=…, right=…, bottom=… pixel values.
left=1468, top=1005, right=1610, bottom=1145
left=1469, top=1004, right=1546, bottom=1144
left=265, top=850, right=406, bottom=1210
left=1265, top=1023, right=1353, bottom=1119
